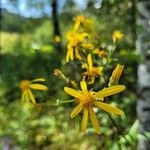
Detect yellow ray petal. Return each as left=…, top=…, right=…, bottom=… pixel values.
left=64, top=87, right=81, bottom=98
left=94, top=102, right=124, bottom=115
left=80, top=33, right=89, bottom=39
left=81, top=107, right=88, bottom=132
left=87, top=54, right=93, bottom=69
left=80, top=80, right=87, bottom=92
left=30, top=84, right=48, bottom=90
left=31, top=78, right=45, bottom=83
left=75, top=47, right=82, bottom=59
left=81, top=43, right=94, bottom=49
left=95, top=85, right=125, bottom=98
left=70, top=103, right=83, bottom=118
left=67, top=45, right=73, bottom=61
left=27, top=89, right=36, bottom=104
left=70, top=49, right=74, bottom=61
left=74, top=22, right=80, bottom=31
left=66, top=50, right=70, bottom=62
left=89, top=107, right=100, bottom=134
left=24, top=91, right=30, bottom=103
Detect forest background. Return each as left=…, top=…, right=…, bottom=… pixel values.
left=0, top=0, right=142, bottom=149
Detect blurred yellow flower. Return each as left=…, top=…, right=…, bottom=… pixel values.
left=19, top=78, right=48, bottom=105
left=74, top=15, right=94, bottom=32
left=112, top=30, right=124, bottom=42
left=93, top=48, right=107, bottom=58
left=109, top=64, right=124, bottom=86
left=66, top=30, right=93, bottom=62
left=83, top=54, right=103, bottom=83
left=54, top=35, right=61, bottom=43
left=74, top=15, right=85, bottom=31
left=64, top=80, right=125, bottom=134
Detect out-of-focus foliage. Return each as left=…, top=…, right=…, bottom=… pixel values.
left=0, top=0, right=140, bottom=149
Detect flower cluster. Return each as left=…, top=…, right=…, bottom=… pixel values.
left=63, top=15, right=125, bottom=134
left=19, top=15, right=125, bottom=135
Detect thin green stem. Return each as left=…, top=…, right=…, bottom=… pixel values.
left=105, top=112, right=131, bottom=146
left=56, top=99, right=75, bottom=105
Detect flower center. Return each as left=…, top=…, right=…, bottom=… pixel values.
left=72, top=37, right=80, bottom=46
left=20, top=80, right=30, bottom=91
left=89, top=67, right=101, bottom=77
left=79, top=92, right=95, bottom=106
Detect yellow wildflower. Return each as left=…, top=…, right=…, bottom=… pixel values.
left=66, top=30, right=93, bottom=62
left=83, top=54, right=103, bottom=83
left=54, top=35, right=61, bottom=43
left=93, top=48, right=107, bottom=58
left=112, top=30, right=124, bottom=42
left=73, top=15, right=93, bottom=32
left=109, top=64, right=124, bottom=86
left=64, top=80, right=125, bottom=134
left=74, top=15, right=85, bottom=31
left=19, top=78, right=48, bottom=105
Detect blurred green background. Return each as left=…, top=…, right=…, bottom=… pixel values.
left=0, top=0, right=139, bottom=149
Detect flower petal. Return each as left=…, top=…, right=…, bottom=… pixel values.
left=67, top=45, right=73, bottom=61
left=74, top=22, right=80, bottom=31
left=75, top=47, right=82, bottom=59
left=95, top=85, right=125, bottom=98
left=94, top=102, right=124, bottom=115
left=27, top=89, right=36, bottom=104
left=66, top=50, right=70, bottom=62
left=70, top=103, right=83, bottom=118
left=81, top=107, right=88, bottom=132
left=87, top=54, right=93, bottom=69
left=31, top=78, right=45, bottom=83
left=81, top=43, right=94, bottom=49
left=24, top=91, right=30, bottom=103
left=64, top=87, right=81, bottom=98
left=30, top=84, right=48, bottom=90
left=89, top=107, right=100, bottom=134
left=80, top=80, right=87, bottom=92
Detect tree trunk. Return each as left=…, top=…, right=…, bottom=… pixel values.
left=51, top=0, right=62, bottom=53
left=136, top=0, right=150, bottom=150
left=131, top=0, right=137, bottom=47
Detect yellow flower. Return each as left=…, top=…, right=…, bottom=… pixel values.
left=93, top=48, right=107, bottom=58
left=83, top=54, right=103, bottom=83
left=74, top=15, right=85, bottom=31
left=112, top=30, right=124, bottom=42
left=64, top=80, right=125, bottom=134
left=109, top=64, right=124, bottom=86
left=54, top=35, right=61, bottom=43
left=74, top=15, right=94, bottom=33
left=19, top=78, right=48, bottom=105
left=66, top=30, right=93, bottom=62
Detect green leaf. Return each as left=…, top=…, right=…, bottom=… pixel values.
left=129, top=120, right=139, bottom=137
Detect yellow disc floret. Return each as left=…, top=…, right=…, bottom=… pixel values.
left=78, top=92, right=95, bottom=106
left=20, top=80, right=30, bottom=91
